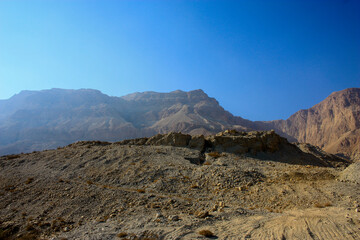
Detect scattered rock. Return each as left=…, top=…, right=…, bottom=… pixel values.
left=168, top=215, right=180, bottom=221
left=196, top=211, right=209, bottom=218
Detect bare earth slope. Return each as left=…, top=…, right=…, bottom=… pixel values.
left=261, top=88, right=360, bottom=160
left=2, top=131, right=359, bottom=240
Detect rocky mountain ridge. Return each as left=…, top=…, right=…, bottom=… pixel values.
left=0, top=88, right=251, bottom=156
left=0, top=88, right=359, bottom=159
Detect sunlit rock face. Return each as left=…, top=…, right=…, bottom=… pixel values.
left=262, top=88, right=360, bottom=160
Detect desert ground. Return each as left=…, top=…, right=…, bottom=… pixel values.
left=1, top=131, right=359, bottom=239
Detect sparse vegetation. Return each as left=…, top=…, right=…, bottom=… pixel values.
left=117, top=232, right=128, bottom=238
left=199, top=229, right=215, bottom=237
left=25, top=177, right=34, bottom=184
left=314, top=202, right=332, bottom=208
left=86, top=180, right=94, bottom=185
left=4, top=185, right=16, bottom=192
left=5, top=154, right=21, bottom=160
left=207, top=151, right=221, bottom=158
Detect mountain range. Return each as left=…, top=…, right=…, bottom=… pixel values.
left=0, top=88, right=359, bottom=159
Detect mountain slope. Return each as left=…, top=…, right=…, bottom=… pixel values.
left=0, top=88, right=253, bottom=155
left=262, top=88, right=360, bottom=159
left=0, top=88, right=359, bottom=159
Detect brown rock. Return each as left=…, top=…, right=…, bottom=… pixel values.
left=263, top=88, right=360, bottom=159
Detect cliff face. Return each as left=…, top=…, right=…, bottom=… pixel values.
left=264, top=88, right=360, bottom=159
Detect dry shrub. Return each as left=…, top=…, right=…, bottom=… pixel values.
left=314, top=203, right=324, bottom=208
left=136, top=189, right=146, bottom=193
left=5, top=154, right=20, bottom=160
left=117, top=232, right=128, bottom=238
left=86, top=180, right=94, bottom=185
left=4, top=185, right=16, bottom=192
left=199, top=229, right=215, bottom=237
left=314, top=202, right=332, bottom=208
left=207, top=152, right=221, bottom=158
left=264, top=207, right=273, bottom=212
left=17, top=233, right=39, bottom=240
left=203, top=161, right=212, bottom=165
left=25, top=178, right=34, bottom=184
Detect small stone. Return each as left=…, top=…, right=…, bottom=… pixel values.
left=155, top=213, right=163, bottom=218
left=196, top=211, right=209, bottom=218
left=63, top=227, right=69, bottom=232
left=168, top=215, right=179, bottom=221
left=355, top=208, right=359, bottom=212
left=212, top=205, right=218, bottom=212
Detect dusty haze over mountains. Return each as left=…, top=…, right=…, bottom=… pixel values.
left=0, top=88, right=359, bottom=160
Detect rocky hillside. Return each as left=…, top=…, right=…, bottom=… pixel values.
left=262, top=88, right=360, bottom=160
left=0, top=89, right=252, bottom=156
left=1, top=131, right=357, bottom=239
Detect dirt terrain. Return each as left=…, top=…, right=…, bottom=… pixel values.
left=1, top=131, right=359, bottom=239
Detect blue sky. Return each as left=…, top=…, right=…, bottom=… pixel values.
left=0, top=0, right=359, bottom=120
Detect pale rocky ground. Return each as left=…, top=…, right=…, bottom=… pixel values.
left=0, top=131, right=359, bottom=240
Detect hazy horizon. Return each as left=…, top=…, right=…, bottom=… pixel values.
left=1, top=0, right=359, bottom=121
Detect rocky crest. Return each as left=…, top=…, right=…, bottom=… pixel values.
left=102, top=130, right=347, bottom=167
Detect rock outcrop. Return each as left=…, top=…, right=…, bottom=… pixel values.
left=261, top=88, right=360, bottom=159
left=115, top=130, right=348, bottom=167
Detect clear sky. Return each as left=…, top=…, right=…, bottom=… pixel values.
left=0, top=0, right=359, bottom=120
